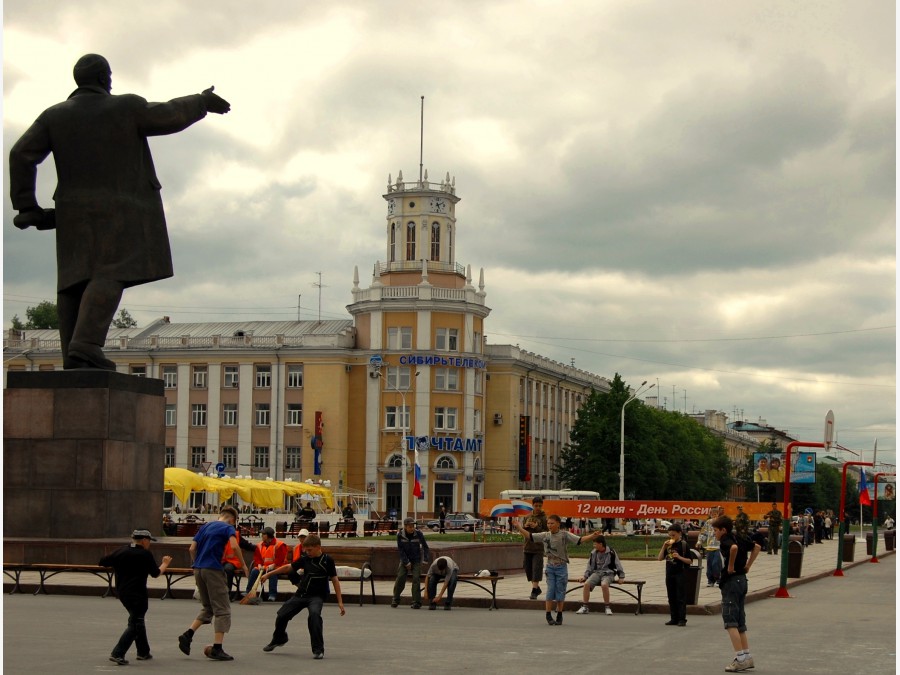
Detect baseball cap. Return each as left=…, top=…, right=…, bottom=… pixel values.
left=262, top=527, right=275, bottom=537
left=298, top=528, right=310, bottom=537
left=403, top=517, right=416, bottom=525
left=131, top=529, right=157, bottom=541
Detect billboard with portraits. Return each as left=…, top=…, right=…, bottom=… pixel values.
left=752, top=451, right=816, bottom=483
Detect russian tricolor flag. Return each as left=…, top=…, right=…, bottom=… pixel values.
left=413, top=448, right=423, bottom=498
left=859, top=467, right=872, bottom=506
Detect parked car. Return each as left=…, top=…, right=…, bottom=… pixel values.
left=426, top=513, right=483, bottom=532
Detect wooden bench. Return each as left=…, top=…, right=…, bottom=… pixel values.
left=332, top=521, right=358, bottom=538
left=410, top=571, right=505, bottom=610
left=365, top=520, right=397, bottom=536
left=4, top=563, right=115, bottom=597
left=565, top=579, right=647, bottom=614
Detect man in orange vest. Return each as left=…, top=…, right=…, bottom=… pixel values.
left=221, top=529, right=254, bottom=601
left=245, top=527, right=288, bottom=602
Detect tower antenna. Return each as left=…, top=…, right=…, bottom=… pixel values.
left=419, top=96, right=425, bottom=183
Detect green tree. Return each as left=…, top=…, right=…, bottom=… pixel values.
left=10, top=315, right=25, bottom=330
left=19, top=300, right=59, bottom=329
left=556, top=373, right=732, bottom=500
left=111, top=308, right=138, bottom=328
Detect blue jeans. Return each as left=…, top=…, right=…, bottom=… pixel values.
left=427, top=570, right=458, bottom=605
left=544, top=563, right=568, bottom=602
left=246, top=567, right=279, bottom=599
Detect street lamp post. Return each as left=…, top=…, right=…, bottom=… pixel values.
left=619, top=381, right=655, bottom=502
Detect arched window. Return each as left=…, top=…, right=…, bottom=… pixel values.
left=406, top=221, right=416, bottom=260
left=390, top=223, right=397, bottom=262
left=388, top=454, right=404, bottom=468
left=435, top=455, right=456, bottom=470
left=430, top=222, right=440, bottom=261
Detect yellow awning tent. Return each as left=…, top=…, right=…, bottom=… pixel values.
left=163, top=469, right=333, bottom=510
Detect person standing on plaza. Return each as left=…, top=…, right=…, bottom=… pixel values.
left=763, top=502, right=782, bottom=554
left=259, top=534, right=345, bottom=660
left=178, top=506, right=249, bottom=661
left=244, top=527, right=288, bottom=602
left=734, top=505, right=751, bottom=539
left=658, top=523, right=691, bottom=626
left=516, top=515, right=601, bottom=626
left=522, top=496, right=548, bottom=600
left=391, top=518, right=430, bottom=609
left=100, top=529, right=172, bottom=665
left=713, top=514, right=762, bottom=672
left=575, top=536, right=624, bottom=616
left=438, top=504, right=447, bottom=534
left=424, top=555, right=459, bottom=610
left=697, top=506, right=724, bottom=586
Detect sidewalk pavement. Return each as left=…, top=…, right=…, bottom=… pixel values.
left=7, top=532, right=888, bottom=614
left=2, top=549, right=894, bottom=674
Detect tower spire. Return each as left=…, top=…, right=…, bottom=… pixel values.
left=419, top=96, right=424, bottom=183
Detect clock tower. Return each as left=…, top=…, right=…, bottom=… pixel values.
left=348, top=169, right=490, bottom=522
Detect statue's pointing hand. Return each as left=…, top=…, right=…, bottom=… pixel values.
left=201, top=86, right=230, bottom=114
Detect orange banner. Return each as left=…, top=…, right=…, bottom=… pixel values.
left=479, top=499, right=769, bottom=521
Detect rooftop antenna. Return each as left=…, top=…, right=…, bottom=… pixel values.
left=297, top=293, right=302, bottom=321
left=311, top=273, right=328, bottom=324
left=419, top=95, right=424, bottom=183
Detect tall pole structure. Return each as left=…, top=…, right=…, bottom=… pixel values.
left=619, top=381, right=655, bottom=501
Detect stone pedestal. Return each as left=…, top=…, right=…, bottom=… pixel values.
left=4, top=370, right=165, bottom=538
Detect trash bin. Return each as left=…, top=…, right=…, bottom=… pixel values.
left=865, top=532, right=873, bottom=555
left=787, top=540, right=803, bottom=578
left=842, top=534, right=856, bottom=562
left=318, top=521, right=331, bottom=538
left=684, top=550, right=703, bottom=605
left=885, top=529, right=895, bottom=551
left=275, top=521, right=287, bottom=537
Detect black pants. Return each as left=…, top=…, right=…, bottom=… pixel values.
left=272, top=595, right=324, bottom=653
left=665, top=572, right=686, bottom=622
left=111, top=597, right=150, bottom=658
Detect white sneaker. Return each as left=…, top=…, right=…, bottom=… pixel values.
left=604, top=606, right=613, bottom=615
left=575, top=605, right=589, bottom=614
left=725, top=658, right=752, bottom=672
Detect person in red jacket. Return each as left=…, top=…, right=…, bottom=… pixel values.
left=245, top=528, right=288, bottom=601
left=292, top=529, right=310, bottom=562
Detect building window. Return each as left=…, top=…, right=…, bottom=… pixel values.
left=223, top=365, right=239, bottom=388
left=390, top=223, right=397, bottom=262
left=435, top=328, right=458, bottom=351
left=474, top=409, right=482, bottom=433
left=162, top=365, right=177, bottom=388
left=255, top=403, right=270, bottom=426
left=190, top=446, right=206, bottom=468
left=286, top=403, right=303, bottom=426
left=474, top=371, right=483, bottom=394
left=222, top=446, right=237, bottom=470
left=192, top=365, right=207, bottom=388
left=388, top=454, right=404, bottom=468
left=386, top=405, right=410, bottom=430
left=164, top=446, right=175, bottom=467
left=473, top=331, right=482, bottom=354
left=287, top=365, right=304, bottom=388
left=431, top=222, right=440, bottom=261
left=406, top=221, right=416, bottom=260
left=165, top=404, right=177, bottom=427
left=385, top=366, right=411, bottom=390
left=285, top=446, right=302, bottom=470
left=130, top=365, right=146, bottom=377
left=255, top=365, right=271, bottom=388
left=436, top=455, right=456, bottom=470
left=254, top=446, right=270, bottom=469
left=191, top=404, right=207, bottom=427
left=434, top=407, right=458, bottom=431
left=387, top=326, right=412, bottom=350
left=435, top=368, right=459, bottom=391
left=222, top=403, right=238, bottom=426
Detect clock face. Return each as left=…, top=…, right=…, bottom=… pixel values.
left=430, top=197, right=446, bottom=213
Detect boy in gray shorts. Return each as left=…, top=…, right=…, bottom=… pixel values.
left=576, top=536, right=624, bottom=615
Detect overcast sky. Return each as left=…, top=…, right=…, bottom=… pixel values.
left=4, top=1, right=896, bottom=464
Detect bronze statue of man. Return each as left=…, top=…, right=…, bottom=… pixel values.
left=9, top=54, right=230, bottom=369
